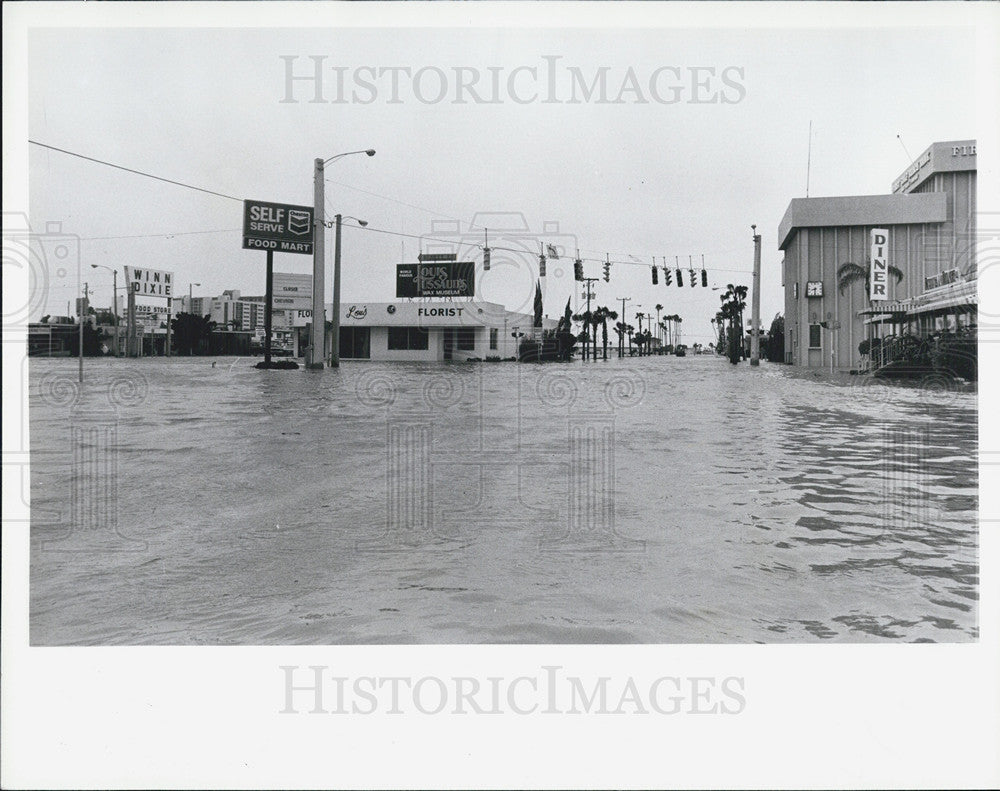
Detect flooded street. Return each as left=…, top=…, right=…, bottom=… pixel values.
left=28, top=355, right=978, bottom=644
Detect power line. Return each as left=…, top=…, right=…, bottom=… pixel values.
left=29, top=140, right=244, bottom=203
left=33, top=140, right=754, bottom=275
left=78, top=228, right=242, bottom=241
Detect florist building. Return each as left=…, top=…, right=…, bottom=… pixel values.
left=779, top=139, right=977, bottom=370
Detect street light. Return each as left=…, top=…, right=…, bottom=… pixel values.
left=329, top=215, right=368, bottom=367
left=90, top=263, right=120, bottom=356
left=309, top=149, right=376, bottom=370
left=186, top=283, right=202, bottom=356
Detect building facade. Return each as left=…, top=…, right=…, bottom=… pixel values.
left=779, top=140, right=977, bottom=369
left=327, top=300, right=557, bottom=362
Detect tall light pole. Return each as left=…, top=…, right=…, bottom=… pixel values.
left=750, top=225, right=762, bottom=366
left=617, top=296, right=631, bottom=358
left=330, top=215, right=368, bottom=367
left=309, top=149, right=376, bottom=370
left=90, top=264, right=119, bottom=356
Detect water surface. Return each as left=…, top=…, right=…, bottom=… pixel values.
left=29, top=355, right=978, bottom=644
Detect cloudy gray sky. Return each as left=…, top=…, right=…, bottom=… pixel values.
left=23, top=13, right=984, bottom=341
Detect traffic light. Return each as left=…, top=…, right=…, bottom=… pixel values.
left=689, top=269, right=696, bottom=287
left=574, top=258, right=583, bottom=281
left=603, top=262, right=610, bottom=282
left=701, top=268, right=708, bottom=287
left=651, top=265, right=658, bottom=285
left=676, top=268, right=683, bottom=287
left=483, top=247, right=491, bottom=271
left=663, top=268, right=672, bottom=285
left=539, top=254, right=546, bottom=277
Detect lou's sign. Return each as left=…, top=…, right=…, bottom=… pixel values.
left=870, top=228, right=889, bottom=302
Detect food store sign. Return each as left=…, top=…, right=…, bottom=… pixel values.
left=242, top=200, right=314, bottom=254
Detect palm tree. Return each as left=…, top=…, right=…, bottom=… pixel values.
left=673, top=316, right=683, bottom=348
left=634, top=312, right=646, bottom=355
left=572, top=309, right=594, bottom=360
left=836, top=259, right=904, bottom=299
left=720, top=285, right=746, bottom=363
left=614, top=321, right=628, bottom=358
left=654, top=304, right=664, bottom=349
left=625, top=323, right=635, bottom=355
left=592, top=306, right=618, bottom=360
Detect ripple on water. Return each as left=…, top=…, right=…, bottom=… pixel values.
left=28, top=356, right=977, bottom=644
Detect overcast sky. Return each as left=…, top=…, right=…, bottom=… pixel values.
left=21, top=9, right=987, bottom=342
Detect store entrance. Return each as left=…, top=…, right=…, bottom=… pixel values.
left=442, top=328, right=454, bottom=360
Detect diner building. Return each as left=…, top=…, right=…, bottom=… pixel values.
left=779, top=139, right=977, bottom=370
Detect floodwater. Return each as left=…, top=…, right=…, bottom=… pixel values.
left=27, top=353, right=978, bottom=644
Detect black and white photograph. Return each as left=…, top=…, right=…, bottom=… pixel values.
left=3, top=2, right=998, bottom=788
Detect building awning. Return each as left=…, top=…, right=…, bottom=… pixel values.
left=899, top=279, right=977, bottom=316
left=857, top=303, right=908, bottom=316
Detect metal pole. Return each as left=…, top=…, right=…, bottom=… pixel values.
left=750, top=226, right=762, bottom=366
left=127, top=289, right=135, bottom=357
left=79, top=282, right=86, bottom=382
left=331, top=213, right=342, bottom=367
left=618, top=297, right=630, bottom=358
left=308, top=157, right=326, bottom=369
left=112, top=269, right=119, bottom=357
left=264, top=249, right=274, bottom=366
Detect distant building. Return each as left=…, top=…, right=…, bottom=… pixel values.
left=779, top=139, right=977, bottom=369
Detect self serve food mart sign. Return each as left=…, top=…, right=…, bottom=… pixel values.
left=242, top=200, right=314, bottom=254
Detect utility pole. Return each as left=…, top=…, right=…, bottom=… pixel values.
left=617, top=296, right=631, bottom=358
left=582, top=277, right=598, bottom=361
left=112, top=268, right=119, bottom=357
left=750, top=225, right=762, bottom=366
left=330, top=214, right=342, bottom=367
left=308, top=157, right=326, bottom=369
left=79, top=282, right=88, bottom=382
left=165, top=295, right=172, bottom=358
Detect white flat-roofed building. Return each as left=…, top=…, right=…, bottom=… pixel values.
left=328, top=300, right=558, bottom=361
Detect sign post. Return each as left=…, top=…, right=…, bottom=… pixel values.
left=242, top=199, right=314, bottom=369
left=264, top=250, right=274, bottom=365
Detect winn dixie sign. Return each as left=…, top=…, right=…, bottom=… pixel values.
left=242, top=200, right=314, bottom=254
left=396, top=262, right=475, bottom=298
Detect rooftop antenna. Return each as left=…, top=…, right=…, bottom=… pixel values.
left=896, top=133, right=913, bottom=163
left=805, top=120, right=812, bottom=197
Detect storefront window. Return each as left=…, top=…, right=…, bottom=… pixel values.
left=456, top=328, right=476, bottom=351
left=339, top=327, right=370, bottom=359
left=489, top=328, right=498, bottom=350
left=387, top=326, right=429, bottom=350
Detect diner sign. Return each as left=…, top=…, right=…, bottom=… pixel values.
left=870, top=228, right=888, bottom=302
